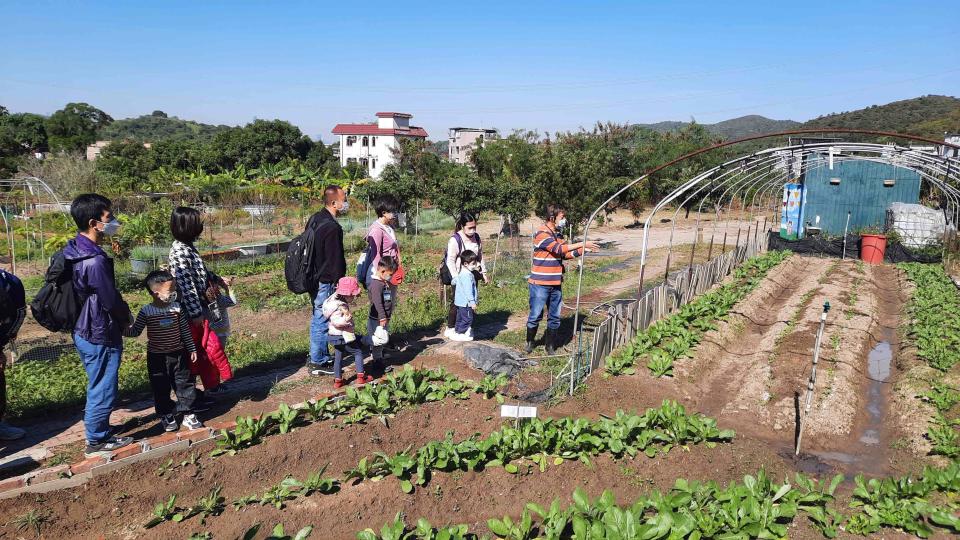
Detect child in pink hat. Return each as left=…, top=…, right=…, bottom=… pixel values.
left=322, top=276, right=369, bottom=388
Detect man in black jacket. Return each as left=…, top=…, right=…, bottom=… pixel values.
left=306, top=185, right=348, bottom=375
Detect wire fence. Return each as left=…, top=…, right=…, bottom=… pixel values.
left=555, top=226, right=770, bottom=396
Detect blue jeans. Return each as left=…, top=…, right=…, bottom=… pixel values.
left=527, top=283, right=562, bottom=331
left=330, top=336, right=364, bottom=379
left=74, top=334, right=123, bottom=444
left=309, top=283, right=336, bottom=365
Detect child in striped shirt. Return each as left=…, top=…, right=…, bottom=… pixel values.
left=124, top=270, right=204, bottom=432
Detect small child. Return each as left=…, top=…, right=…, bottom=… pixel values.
left=124, top=270, right=204, bottom=432
left=322, top=276, right=368, bottom=389
left=366, top=256, right=398, bottom=365
left=206, top=277, right=236, bottom=347
left=450, top=250, right=480, bottom=342
left=205, top=278, right=236, bottom=395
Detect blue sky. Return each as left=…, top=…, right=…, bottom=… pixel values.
left=1, top=1, right=956, bottom=142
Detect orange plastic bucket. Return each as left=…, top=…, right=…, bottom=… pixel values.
left=860, top=234, right=887, bottom=264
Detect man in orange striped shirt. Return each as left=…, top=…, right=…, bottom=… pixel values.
left=526, top=204, right=599, bottom=355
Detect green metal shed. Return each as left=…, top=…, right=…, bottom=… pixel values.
left=800, top=157, right=920, bottom=236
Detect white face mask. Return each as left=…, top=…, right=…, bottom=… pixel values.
left=340, top=200, right=350, bottom=213
left=98, top=219, right=121, bottom=236
left=556, top=217, right=568, bottom=229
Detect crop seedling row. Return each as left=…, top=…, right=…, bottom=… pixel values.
left=211, top=367, right=507, bottom=456
left=342, top=400, right=733, bottom=494
left=899, top=263, right=960, bottom=458
left=358, top=470, right=845, bottom=540
left=606, top=250, right=791, bottom=377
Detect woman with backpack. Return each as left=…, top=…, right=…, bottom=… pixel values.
left=168, top=207, right=233, bottom=404
left=441, top=213, right=488, bottom=339
left=0, top=268, right=27, bottom=440
left=361, top=196, right=404, bottom=360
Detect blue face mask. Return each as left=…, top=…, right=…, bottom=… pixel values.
left=556, top=217, right=568, bottom=229
left=98, top=218, right=121, bottom=236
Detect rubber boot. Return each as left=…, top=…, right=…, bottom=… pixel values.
left=545, top=329, right=557, bottom=355
left=524, top=327, right=537, bottom=354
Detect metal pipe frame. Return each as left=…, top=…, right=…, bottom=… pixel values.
left=562, top=136, right=960, bottom=395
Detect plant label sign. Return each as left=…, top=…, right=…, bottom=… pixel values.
left=500, top=405, right=537, bottom=419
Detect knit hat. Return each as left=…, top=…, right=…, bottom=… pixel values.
left=337, top=276, right=361, bottom=297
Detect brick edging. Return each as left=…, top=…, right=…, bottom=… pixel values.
left=0, top=378, right=379, bottom=500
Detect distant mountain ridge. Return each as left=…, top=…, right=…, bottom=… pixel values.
left=635, top=115, right=801, bottom=139
left=801, top=95, right=960, bottom=138
left=635, top=95, right=960, bottom=140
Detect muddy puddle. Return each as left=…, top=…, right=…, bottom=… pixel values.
left=794, top=330, right=895, bottom=477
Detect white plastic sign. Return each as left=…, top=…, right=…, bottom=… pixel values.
left=500, top=405, right=537, bottom=419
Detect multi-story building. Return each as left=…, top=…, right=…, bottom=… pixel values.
left=332, top=112, right=428, bottom=178
left=448, top=127, right=499, bottom=164
left=85, top=140, right=152, bottom=161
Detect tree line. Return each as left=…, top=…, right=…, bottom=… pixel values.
left=2, top=102, right=738, bottom=225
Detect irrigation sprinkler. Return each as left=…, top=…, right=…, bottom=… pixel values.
left=796, top=301, right=831, bottom=456
left=842, top=211, right=851, bottom=260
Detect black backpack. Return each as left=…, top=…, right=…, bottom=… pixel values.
left=438, top=233, right=482, bottom=285
left=30, top=251, right=82, bottom=333
left=1, top=270, right=26, bottom=338
left=285, top=221, right=320, bottom=295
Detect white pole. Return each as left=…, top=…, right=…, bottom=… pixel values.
left=841, top=211, right=851, bottom=260
left=796, top=301, right=831, bottom=455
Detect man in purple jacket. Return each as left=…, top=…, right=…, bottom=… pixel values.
left=64, top=194, right=134, bottom=457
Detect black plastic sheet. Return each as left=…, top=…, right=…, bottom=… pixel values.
left=766, top=231, right=941, bottom=263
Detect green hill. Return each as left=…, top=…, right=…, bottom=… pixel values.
left=635, top=115, right=800, bottom=140
left=801, top=95, right=960, bottom=138
left=97, top=112, right=231, bottom=142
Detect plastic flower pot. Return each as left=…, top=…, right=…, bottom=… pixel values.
left=860, top=234, right=887, bottom=264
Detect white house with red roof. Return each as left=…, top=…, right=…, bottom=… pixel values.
left=332, top=112, right=428, bottom=178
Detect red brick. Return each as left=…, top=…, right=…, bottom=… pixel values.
left=109, top=444, right=142, bottom=461
left=207, top=420, right=237, bottom=433
left=30, top=464, right=71, bottom=485
left=0, top=476, right=25, bottom=492
left=70, top=457, right=107, bottom=475
left=178, top=429, right=213, bottom=443
left=148, top=432, right=180, bottom=448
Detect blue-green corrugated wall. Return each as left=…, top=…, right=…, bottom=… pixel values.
left=800, top=159, right=920, bottom=235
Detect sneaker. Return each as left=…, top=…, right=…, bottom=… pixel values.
left=84, top=436, right=134, bottom=457
left=443, top=327, right=456, bottom=339
left=182, top=414, right=204, bottom=431
left=0, top=422, right=25, bottom=441
left=333, top=378, right=345, bottom=389
left=450, top=332, right=473, bottom=342
left=160, top=414, right=178, bottom=432
left=309, top=363, right=334, bottom=376
left=356, top=373, right=372, bottom=386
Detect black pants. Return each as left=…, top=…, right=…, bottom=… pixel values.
left=147, top=351, right=197, bottom=416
